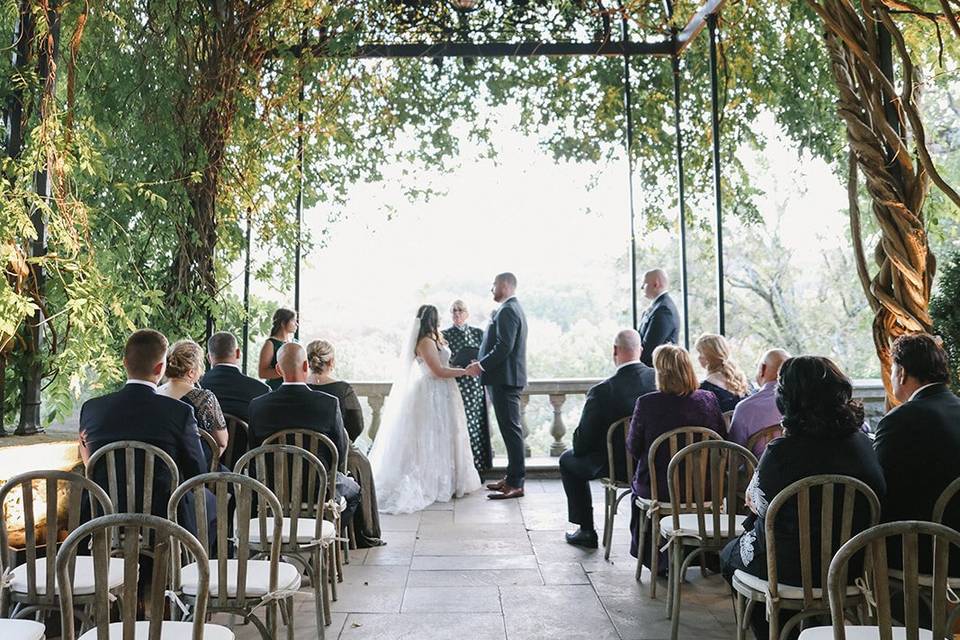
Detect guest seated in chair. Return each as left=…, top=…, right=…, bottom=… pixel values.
left=159, top=339, right=228, bottom=462
left=79, top=329, right=210, bottom=536
left=560, top=329, right=656, bottom=549
left=200, top=331, right=270, bottom=423
left=627, top=344, right=726, bottom=572
left=720, top=356, right=885, bottom=640
left=306, top=339, right=385, bottom=548
left=875, top=332, right=960, bottom=574
left=695, top=333, right=750, bottom=412
left=728, top=348, right=790, bottom=458
left=248, top=342, right=361, bottom=525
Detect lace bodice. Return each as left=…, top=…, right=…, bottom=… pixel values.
left=416, top=343, right=451, bottom=374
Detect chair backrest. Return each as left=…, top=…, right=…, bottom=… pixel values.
left=746, top=423, right=783, bottom=458
left=825, top=521, right=960, bottom=640
left=198, top=430, right=221, bottom=472
left=263, top=428, right=341, bottom=495
left=605, top=417, right=634, bottom=483
left=234, top=444, right=328, bottom=544
left=722, top=410, right=735, bottom=429
left=85, top=440, right=180, bottom=518
left=57, top=513, right=210, bottom=640
left=764, top=474, right=881, bottom=607
left=168, top=472, right=283, bottom=610
left=221, top=414, right=250, bottom=471
left=667, top=440, right=758, bottom=548
left=0, top=471, right=113, bottom=606
left=648, top=426, right=724, bottom=502
left=933, top=476, right=960, bottom=524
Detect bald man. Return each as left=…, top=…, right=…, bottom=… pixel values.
left=560, top=329, right=657, bottom=548
left=728, top=349, right=790, bottom=457
left=248, top=343, right=360, bottom=521
left=637, top=269, right=680, bottom=366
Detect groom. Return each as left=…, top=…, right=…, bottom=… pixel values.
left=465, top=272, right=528, bottom=500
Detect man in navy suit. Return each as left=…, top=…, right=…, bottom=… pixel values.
left=560, top=330, right=657, bottom=548
left=79, top=329, right=209, bottom=534
left=466, top=272, right=528, bottom=500
left=637, top=269, right=680, bottom=366
left=200, top=331, right=270, bottom=423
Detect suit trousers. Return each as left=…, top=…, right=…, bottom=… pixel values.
left=559, top=449, right=606, bottom=529
left=489, top=384, right=525, bottom=488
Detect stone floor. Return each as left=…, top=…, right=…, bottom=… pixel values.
left=231, top=480, right=737, bottom=640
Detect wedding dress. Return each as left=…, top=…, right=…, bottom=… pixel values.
left=369, top=321, right=482, bottom=514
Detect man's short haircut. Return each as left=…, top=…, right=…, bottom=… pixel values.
left=495, top=272, right=517, bottom=288
left=614, top=329, right=642, bottom=353
left=124, top=329, right=168, bottom=378
left=892, top=333, right=950, bottom=385
left=208, top=331, right=238, bottom=361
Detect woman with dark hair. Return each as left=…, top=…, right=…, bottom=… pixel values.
left=720, top=356, right=885, bottom=639
left=258, top=308, right=298, bottom=390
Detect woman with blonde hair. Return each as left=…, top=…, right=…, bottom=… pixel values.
left=159, top=339, right=228, bottom=454
left=626, top=344, right=726, bottom=572
left=694, top=333, right=750, bottom=412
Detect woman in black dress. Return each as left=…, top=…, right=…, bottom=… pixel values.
left=719, top=356, right=885, bottom=639
left=306, top=339, right=385, bottom=548
left=695, top=333, right=750, bottom=412
left=442, top=300, right=492, bottom=473
left=258, top=308, right=298, bottom=390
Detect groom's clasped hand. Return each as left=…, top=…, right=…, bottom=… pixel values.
left=463, top=361, right=482, bottom=377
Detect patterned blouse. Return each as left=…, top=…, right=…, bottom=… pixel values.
left=182, top=388, right=227, bottom=434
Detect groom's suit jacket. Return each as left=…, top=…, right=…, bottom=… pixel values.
left=479, top=297, right=527, bottom=388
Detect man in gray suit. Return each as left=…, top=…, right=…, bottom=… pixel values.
left=466, top=272, right=528, bottom=500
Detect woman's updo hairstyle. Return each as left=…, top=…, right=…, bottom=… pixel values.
left=270, top=308, right=297, bottom=337
left=166, top=339, right=204, bottom=380
left=776, top=356, right=864, bottom=438
left=307, top=340, right=335, bottom=375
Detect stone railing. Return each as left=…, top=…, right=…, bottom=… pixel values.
left=352, top=378, right=888, bottom=458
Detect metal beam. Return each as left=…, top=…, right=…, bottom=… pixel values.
left=676, top=0, right=726, bottom=54
left=621, top=18, right=639, bottom=329
left=242, top=207, right=252, bottom=375
left=324, top=39, right=675, bottom=59
left=708, top=13, right=725, bottom=336
left=671, top=49, right=691, bottom=350
left=294, top=74, right=305, bottom=340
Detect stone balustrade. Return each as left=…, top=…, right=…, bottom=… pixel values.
left=352, top=378, right=888, bottom=459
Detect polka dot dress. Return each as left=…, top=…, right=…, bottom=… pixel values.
left=443, top=325, right=493, bottom=472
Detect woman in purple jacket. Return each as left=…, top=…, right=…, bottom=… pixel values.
left=627, top=344, right=727, bottom=572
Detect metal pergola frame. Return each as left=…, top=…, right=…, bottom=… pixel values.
left=238, top=0, right=729, bottom=368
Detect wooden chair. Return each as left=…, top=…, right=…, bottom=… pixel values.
left=56, top=513, right=233, bottom=640
left=600, top=417, right=634, bottom=561
left=797, top=521, right=960, bottom=640
left=745, top=423, right=783, bottom=459
left=0, top=470, right=115, bottom=629
left=235, top=444, right=333, bottom=633
left=662, top=439, right=757, bottom=640
left=723, top=409, right=735, bottom=429
left=633, top=426, right=724, bottom=595
left=199, top=430, right=222, bottom=472
left=731, top=474, right=882, bottom=640
left=222, top=414, right=251, bottom=471
left=169, top=472, right=301, bottom=640
left=85, top=440, right=180, bottom=554
left=263, top=429, right=347, bottom=582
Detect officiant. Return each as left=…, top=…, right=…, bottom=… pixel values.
left=443, top=300, right=493, bottom=472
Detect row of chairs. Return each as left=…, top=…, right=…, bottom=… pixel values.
left=0, top=430, right=352, bottom=640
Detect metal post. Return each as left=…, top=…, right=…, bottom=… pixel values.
left=242, top=207, right=252, bottom=374
left=17, top=0, right=60, bottom=435
left=671, top=50, right=691, bottom=350
left=708, top=13, right=725, bottom=336
left=877, top=25, right=901, bottom=164
left=293, top=75, right=304, bottom=340
left=622, top=17, right=638, bottom=329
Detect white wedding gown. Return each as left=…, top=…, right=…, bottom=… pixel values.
left=369, top=344, right=482, bottom=514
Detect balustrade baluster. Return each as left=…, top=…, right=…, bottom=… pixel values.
left=548, top=394, right=567, bottom=457
left=367, top=394, right=385, bottom=441
left=520, top=395, right=531, bottom=458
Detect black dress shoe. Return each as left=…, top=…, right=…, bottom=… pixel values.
left=565, top=528, right=599, bottom=549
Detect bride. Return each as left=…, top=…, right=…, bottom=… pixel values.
left=369, top=305, right=482, bottom=514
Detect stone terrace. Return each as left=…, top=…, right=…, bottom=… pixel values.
left=233, top=480, right=735, bottom=640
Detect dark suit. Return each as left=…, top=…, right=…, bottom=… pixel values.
left=637, top=292, right=680, bottom=366
left=560, top=362, right=657, bottom=529
left=248, top=383, right=360, bottom=523
left=874, top=383, right=960, bottom=574
left=199, top=363, right=270, bottom=423
left=479, top=297, right=528, bottom=488
left=79, top=382, right=210, bottom=535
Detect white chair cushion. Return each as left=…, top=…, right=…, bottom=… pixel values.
left=732, top=569, right=861, bottom=600
left=659, top=513, right=747, bottom=539
left=247, top=517, right=335, bottom=545
left=180, top=559, right=302, bottom=597
left=77, top=621, right=234, bottom=640
left=11, top=556, right=126, bottom=595
left=0, top=619, right=46, bottom=640
left=798, top=626, right=933, bottom=640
